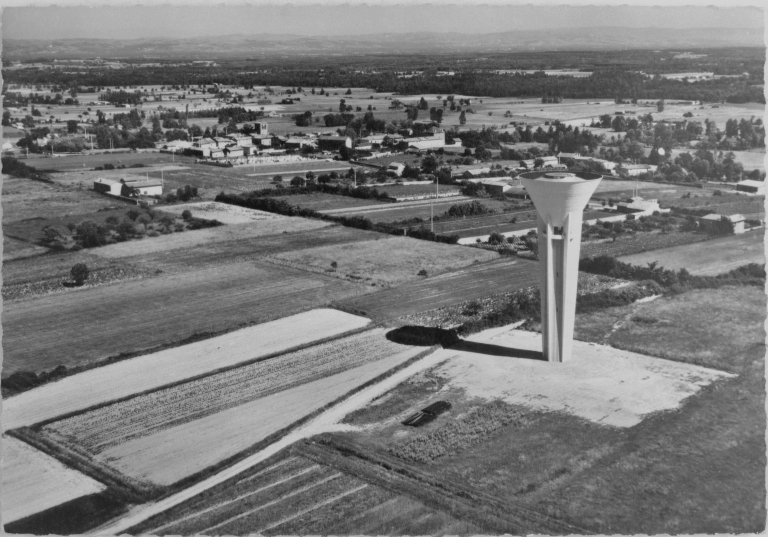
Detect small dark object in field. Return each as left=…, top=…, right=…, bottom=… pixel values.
left=386, top=326, right=460, bottom=347
left=418, top=269, right=428, bottom=276
left=632, top=315, right=659, bottom=324
left=403, top=400, right=452, bottom=427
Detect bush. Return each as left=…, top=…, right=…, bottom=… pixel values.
left=70, top=263, right=89, bottom=285
left=488, top=231, right=507, bottom=245
left=181, top=209, right=192, bottom=221
left=418, top=269, right=428, bottom=276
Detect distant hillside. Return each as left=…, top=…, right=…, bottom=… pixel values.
left=3, top=27, right=764, bottom=60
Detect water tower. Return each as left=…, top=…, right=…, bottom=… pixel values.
left=519, top=171, right=602, bottom=362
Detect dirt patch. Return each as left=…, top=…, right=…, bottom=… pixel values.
left=432, top=327, right=734, bottom=427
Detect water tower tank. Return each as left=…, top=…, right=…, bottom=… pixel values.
left=519, top=171, right=602, bottom=362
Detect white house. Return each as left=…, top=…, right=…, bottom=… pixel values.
left=387, top=162, right=406, bottom=176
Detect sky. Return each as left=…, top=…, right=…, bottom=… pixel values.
left=2, top=4, right=764, bottom=40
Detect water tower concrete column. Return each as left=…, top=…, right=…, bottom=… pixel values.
left=520, top=171, right=602, bottom=362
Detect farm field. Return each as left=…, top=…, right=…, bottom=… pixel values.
left=88, top=214, right=331, bottom=258
left=271, top=235, right=497, bottom=286
left=663, top=196, right=765, bottom=219
left=1, top=436, right=106, bottom=524
left=3, top=236, right=49, bottom=261
left=157, top=201, right=288, bottom=224
left=2, top=249, right=133, bottom=287
left=20, top=150, right=196, bottom=172
left=317, top=197, right=472, bottom=221
left=431, top=209, right=606, bottom=239
left=336, top=285, right=765, bottom=534
left=272, top=192, right=389, bottom=211
left=580, top=231, right=714, bottom=258
left=337, top=258, right=539, bottom=320
left=128, top=453, right=477, bottom=535
left=617, top=231, right=764, bottom=276
left=86, top=345, right=421, bottom=485
left=1, top=257, right=369, bottom=382
left=4, top=308, right=369, bottom=430
left=43, top=328, right=408, bottom=454
left=1, top=175, right=122, bottom=222
left=83, top=225, right=377, bottom=276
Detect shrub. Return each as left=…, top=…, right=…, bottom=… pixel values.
left=147, top=230, right=160, bottom=237
left=418, top=269, right=428, bottom=276
left=181, top=209, right=192, bottom=221
left=126, top=209, right=140, bottom=221
left=488, top=232, right=507, bottom=245
left=70, top=263, right=89, bottom=286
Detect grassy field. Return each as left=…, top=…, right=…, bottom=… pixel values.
left=1, top=436, right=106, bottom=524
left=1, top=260, right=370, bottom=380
left=271, top=235, right=497, bottom=287
left=128, top=452, right=476, bottom=535
left=331, top=284, right=765, bottom=534
left=338, top=257, right=539, bottom=320
left=617, top=231, right=764, bottom=276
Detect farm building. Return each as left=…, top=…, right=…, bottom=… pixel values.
left=402, top=128, right=446, bottom=150
left=466, top=178, right=513, bottom=197
left=735, top=180, right=766, bottom=195
left=617, top=163, right=657, bottom=176
left=284, top=137, right=315, bottom=150
left=699, top=213, right=746, bottom=234
left=93, top=178, right=163, bottom=197
left=361, top=134, right=387, bottom=145
left=317, top=135, right=353, bottom=151
left=616, top=196, right=661, bottom=214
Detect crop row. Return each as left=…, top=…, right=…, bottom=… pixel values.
left=45, top=330, right=406, bottom=453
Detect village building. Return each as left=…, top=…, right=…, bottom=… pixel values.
left=616, top=163, right=657, bottom=176
left=699, top=213, right=746, bottom=234
left=735, top=179, right=766, bottom=196
left=316, top=135, right=353, bottom=151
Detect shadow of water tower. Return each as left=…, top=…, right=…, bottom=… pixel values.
left=519, top=171, right=602, bottom=363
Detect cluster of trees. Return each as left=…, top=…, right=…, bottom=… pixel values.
left=4, top=91, right=78, bottom=107
left=0, top=157, right=51, bottom=182
left=99, top=89, right=144, bottom=105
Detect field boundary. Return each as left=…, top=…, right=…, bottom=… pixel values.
left=295, top=434, right=590, bottom=535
